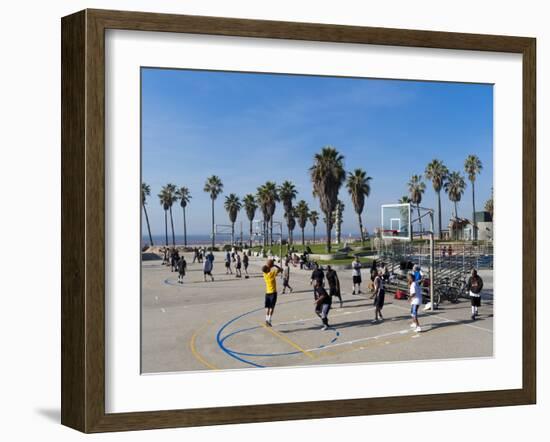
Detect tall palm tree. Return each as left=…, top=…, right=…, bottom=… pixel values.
left=157, top=187, right=170, bottom=247
left=243, top=194, right=257, bottom=248
left=175, top=186, right=191, bottom=246
left=295, top=200, right=310, bottom=247
left=309, top=210, right=319, bottom=244
left=346, top=168, right=372, bottom=245
left=286, top=208, right=296, bottom=247
left=425, top=159, right=449, bottom=239
left=407, top=174, right=426, bottom=237
left=485, top=187, right=494, bottom=219
left=159, top=183, right=178, bottom=246
left=141, top=183, right=154, bottom=246
left=464, top=154, right=483, bottom=240
left=309, top=146, right=346, bottom=253
left=279, top=180, right=297, bottom=244
left=256, top=185, right=271, bottom=248
left=257, top=181, right=278, bottom=248
left=203, top=175, right=224, bottom=249
left=444, top=171, right=467, bottom=219
left=224, top=194, right=241, bottom=246
left=333, top=200, right=345, bottom=244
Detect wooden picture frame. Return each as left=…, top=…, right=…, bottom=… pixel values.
left=61, top=8, right=536, bottom=433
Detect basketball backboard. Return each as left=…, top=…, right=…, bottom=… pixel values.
left=381, top=203, right=412, bottom=241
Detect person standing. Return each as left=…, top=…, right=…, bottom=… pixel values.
left=243, top=253, right=249, bottom=279
left=235, top=253, right=242, bottom=278
left=326, top=265, right=343, bottom=308
left=281, top=260, right=293, bottom=294
left=351, top=256, right=362, bottom=295
left=313, top=280, right=332, bottom=330
left=467, top=268, right=484, bottom=320
left=408, top=273, right=422, bottom=332
left=170, top=248, right=179, bottom=272
left=373, top=270, right=385, bottom=322
left=262, top=259, right=282, bottom=327
left=177, top=255, right=187, bottom=284
left=225, top=250, right=232, bottom=275
left=203, top=255, right=214, bottom=282
left=310, top=263, right=325, bottom=291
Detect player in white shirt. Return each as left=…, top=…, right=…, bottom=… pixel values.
left=351, top=256, right=362, bottom=295
left=407, top=273, right=422, bottom=332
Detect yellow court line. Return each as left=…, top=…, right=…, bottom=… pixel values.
left=190, top=321, right=219, bottom=371
left=260, top=322, right=316, bottom=359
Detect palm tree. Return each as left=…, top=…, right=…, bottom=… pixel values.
left=256, top=185, right=271, bottom=248
left=141, top=183, right=154, bottom=246
left=224, top=194, right=242, bottom=245
left=310, top=146, right=346, bottom=253
left=279, top=180, right=297, bottom=244
left=257, top=181, right=278, bottom=248
left=203, top=175, right=224, bottom=249
left=157, top=187, right=170, bottom=247
left=159, top=183, right=178, bottom=246
left=346, top=168, right=372, bottom=245
left=485, top=187, right=494, bottom=219
left=295, top=200, right=310, bottom=247
left=464, top=155, right=483, bottom=240
left=175, top=186, right=191, bottom=246
left=425, top=159, right=449, bottom=239
left=333, top=200, right=345, bottom=244
left=243, top=194, right=257, bottom=248
left=407, top=174, right=426, bottom=237
left=286, top=208, right=297, bottom=247
left=445, top=171, right=467, bottom=219
left=309, top=210, right=319, bottom=244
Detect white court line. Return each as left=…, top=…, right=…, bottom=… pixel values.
left=305, top=328, right=414, bottom=352
left=390, top=303, right=493, bottom=334
left=276, top=307, right=377, bottom=327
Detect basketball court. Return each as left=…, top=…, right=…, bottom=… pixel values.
left=141, top=252, right=493, bottom=373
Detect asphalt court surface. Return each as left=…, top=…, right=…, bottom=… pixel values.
left=141, top=253, right=493, bottom=373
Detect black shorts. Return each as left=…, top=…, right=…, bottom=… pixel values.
left=283, top=278, right=290, bottom=287
left=374, top=290, right=385, bottom=308
left=353, top=275, right=362, bottom=284
left=236, top=263, right=242, bottom=269
left=329, top=286, right=340, bottom=298
left=225, top=262, right=230, bottom=267
left=265, top=293, right=278, bottom=309
left=471, top=296, right=481, bottom=307
left=203, top=270, right=212, bottom=275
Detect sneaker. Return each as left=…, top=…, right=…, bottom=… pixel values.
left=471, top=314, right=476, bottom=321
left=415, top=326, right=422, bottom=332
left=352, top=290, right=356, bottom=295
left=268, top=321, right=273, bottom=327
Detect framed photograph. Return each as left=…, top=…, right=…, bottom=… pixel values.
left=61, top=9, right=536, bottom=433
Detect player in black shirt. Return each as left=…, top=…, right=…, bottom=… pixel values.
left=313, top=280, right=332, bottom=330
left=310, top=263, right=325, bottom=290
left=325, top=265, right=343, bottom=308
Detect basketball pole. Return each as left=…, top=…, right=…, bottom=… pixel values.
left=429, top=210, right=435, bottom=312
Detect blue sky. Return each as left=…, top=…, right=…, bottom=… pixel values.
left=141, top=68, right=493, bottom=238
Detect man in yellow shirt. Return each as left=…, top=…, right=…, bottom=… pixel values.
left=262, top=259, right=282, bottom=327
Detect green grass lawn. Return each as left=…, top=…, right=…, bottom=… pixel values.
left=249, top=239, right=372, bottom=255
left=317, top=256, right=374, bottom=266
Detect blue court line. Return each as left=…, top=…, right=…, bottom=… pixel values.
left=216, top=298, right=309, bottom=368
left=218, top=310, right=340, bottom=359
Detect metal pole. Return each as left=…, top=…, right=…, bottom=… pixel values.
left=429, top=211, right=435, bottom=312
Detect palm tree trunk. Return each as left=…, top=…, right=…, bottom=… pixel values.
left=313, top=226, right=316, bottom=244
left=169, top=206, right=175, bottom=246
left=325, top=214, right=332, bottom=253
left=437, top=190, right=442, bottom=240
left=183, top=207, right=187, bottom=246
left=454, top=201, right=458, bottom=219
left=249, top=219, right=253, bottom=248
left=301, top=227, right=305, bottom=246
left=471, top=180, right=477, bottom=241
left=211, top=198, right=215, bottom=249
left=270, top=219, right=274, bottom=248
left=164, top=210, right=168, bottom=247
left=231, top=222, right=235, bottom=246
left=143, top=204, right=154, bottom=246
left=357, top=213, right=364, bottom=245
